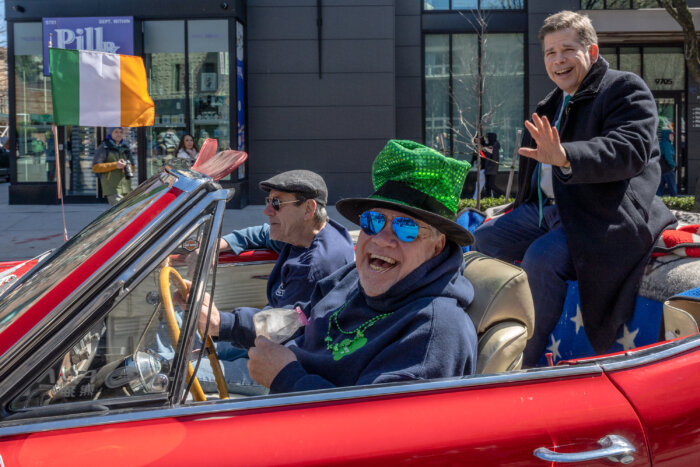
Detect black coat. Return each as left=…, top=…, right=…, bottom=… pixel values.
left=515, top=58, right=676, bottom=353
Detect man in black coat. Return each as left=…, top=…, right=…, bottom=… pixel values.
left=474, top=10, right=676, bottom=365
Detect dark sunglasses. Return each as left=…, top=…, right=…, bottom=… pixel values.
left=360, top=210, right=431, bottom=243
left=265, top=196, right=301, bottom=211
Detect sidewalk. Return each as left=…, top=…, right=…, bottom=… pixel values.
left=0, top=181, right=356, bottom=262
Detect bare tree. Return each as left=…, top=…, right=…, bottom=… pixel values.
left=449, top=9, right=510, bottom=209
left=657, top=0, right=700, bottom=210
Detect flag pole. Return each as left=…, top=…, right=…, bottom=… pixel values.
left=52, top=125, right=68, bottom=241
left=48, top=33, right=68, bottom=241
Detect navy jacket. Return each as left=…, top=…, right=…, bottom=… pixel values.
left=516, top=58, right=676, bottom=352
left=221, top=218, right=355, bottom=307
left=232, top=241, right=477, bottom=393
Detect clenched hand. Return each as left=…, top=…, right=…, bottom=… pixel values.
left=248, top=336, right=297, bottom=388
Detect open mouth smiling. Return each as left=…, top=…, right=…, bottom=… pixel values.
left=554, top=67, right=573, bottom=76
left=369, top=253, right=397, bottom=272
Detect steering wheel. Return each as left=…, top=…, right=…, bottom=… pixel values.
left=159, top=267, right=229, bottom=400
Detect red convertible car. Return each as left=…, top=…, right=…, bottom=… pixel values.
left=0, top=166, right=699, bottom=466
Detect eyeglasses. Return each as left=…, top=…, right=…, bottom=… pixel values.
left=265, top=196, right=301, bottom=211
left=359, top=210, right=431, bottom=243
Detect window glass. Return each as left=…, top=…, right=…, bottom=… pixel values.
left=451, top=34, right=479, bottom=162
left=453, top=0, right=479, bottom=8
left=425, top=0, right=523, bottom=10
left=424, top=0, right=450, bottom=10
left=580, top=0, right=604, bottom=7
left=479, top=0, right=523, bottom=8
left=619, top=47, right=641, bottom=77
left=14, top=23, right=53, bottom=183
left=600, top=47, right=618, bottom=69
left=633, top=0, right=658, bottom=7
left=188, top=20, right=230, bottom=156
left=425, top=35, right=450, bottom=154
left=144, top=21, right=186, bottom=176
left=235, top=21, right=246, bottom=180
left=606, top=0, right=630, bottom=8
left=644, top=47, right=685, bottom=91
left=434, top=33, right=524, bottom=170
left=10, top=219, right=211, bottom=409
left=64, top=127, right=138, bottom=197
left=482, top=33, right=524, bottom=171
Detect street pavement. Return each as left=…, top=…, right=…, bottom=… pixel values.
left=0, top=181, right=357, bottom=262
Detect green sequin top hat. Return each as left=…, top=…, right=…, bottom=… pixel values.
left=336, top=139, right=473, bottom=246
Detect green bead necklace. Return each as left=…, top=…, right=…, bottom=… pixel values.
left=325, top=295, right=391, bottom=361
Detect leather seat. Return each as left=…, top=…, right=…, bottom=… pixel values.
left=663, top=294, right=700, bottom=340
left=462, top=251, right=535, bottom=374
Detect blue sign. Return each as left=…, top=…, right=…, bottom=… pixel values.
left=42, top=17, right=134, bottom=76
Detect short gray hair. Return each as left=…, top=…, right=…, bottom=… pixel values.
left=294, top=193, right=328, bottom=227
left=539, top=11, right=598, bottom=49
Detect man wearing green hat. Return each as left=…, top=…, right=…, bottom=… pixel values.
left=199, top=140, right=478, bottom=393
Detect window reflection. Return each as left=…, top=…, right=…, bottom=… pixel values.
left=189, top=20, right=230, bottom=155
left=145, top=21, right=186, bottom=177
left=14, top=23, right=54, bottom=183
left=425, top=33, right=524, bottom=171
left=424, top=0, right=523, bottom=9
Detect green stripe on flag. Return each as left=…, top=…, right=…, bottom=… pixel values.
left=49, top=48, right=80, bottom=126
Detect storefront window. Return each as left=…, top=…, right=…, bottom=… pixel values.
left=144, top=21, right=186, bottom=176
left=424, top=0, right=523, bottom=10
left=619, top=47, right=641, bottom=77
left=481, top=33, right=524, bottom=170
left=581, top=0, right=657, bottom=8
left=235, top=21, right=246, bottom=180
left=425, top=32, right=524, bottom=171
left=425, top=35, right=450, bottom=154
left=600, top=47, right=618, bottom=69
left=644, top=47, right=685, bottom=91
left=188, top=20, right=229, bottom=154
left=14, top=23, right=54, bottom=183
left=605, top=46, right=685, bottom=92
left=451, top=34, right=479, bottom=162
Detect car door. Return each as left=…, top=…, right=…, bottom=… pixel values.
left=0, top=362, right=652, bottom=466
left=604, top=336, right=700, bottom=465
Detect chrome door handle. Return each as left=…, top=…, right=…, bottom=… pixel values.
left=533, top=434, right=636, bottom=464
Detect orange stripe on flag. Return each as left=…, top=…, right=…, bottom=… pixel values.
left=119, top=55, right=155, bottom=127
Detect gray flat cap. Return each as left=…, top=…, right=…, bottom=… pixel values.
left=259, top=170, right=328, bottom=206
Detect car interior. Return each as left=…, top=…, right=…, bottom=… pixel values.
left=6, top=213, right=700, bottom=413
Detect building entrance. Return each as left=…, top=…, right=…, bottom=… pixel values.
left=654, top=92, right=686, bottom=195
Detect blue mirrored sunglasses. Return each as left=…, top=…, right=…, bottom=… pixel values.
left=359, top=210, right=429, bottom=243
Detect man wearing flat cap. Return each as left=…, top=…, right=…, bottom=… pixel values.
left=219, top=169, right=355, bottom=308
left=193, top=169, right=355, bottom=395
left=200, top=141, right=478, bottom=393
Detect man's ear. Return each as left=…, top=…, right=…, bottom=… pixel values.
left=305, top=199, right=317, bottom=219
left=589, top=43, right=599, bottom=63
left=434, top=234, right=446, bottom=256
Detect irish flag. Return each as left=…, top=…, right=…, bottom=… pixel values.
left=49, top=48, right=154, bottom=127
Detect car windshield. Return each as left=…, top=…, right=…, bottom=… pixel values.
left=0, top=174, right=174, bottom=337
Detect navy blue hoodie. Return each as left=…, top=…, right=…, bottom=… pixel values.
left=219, top=241, right=477, bottom=393
left=221, top=218, right=355, bottom=307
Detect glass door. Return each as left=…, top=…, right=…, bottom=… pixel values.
left=188, top=20, right=230, bottom=153
left=654, top=92, right=685, bottom=194
left=144, top=21, right=187, bottom=177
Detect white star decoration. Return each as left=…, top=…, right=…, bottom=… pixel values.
left=616, top=325, right=639, bottom=351
left=570, top=305, right=584, bottom=334
left=546, top=335, right=562, bottom=362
